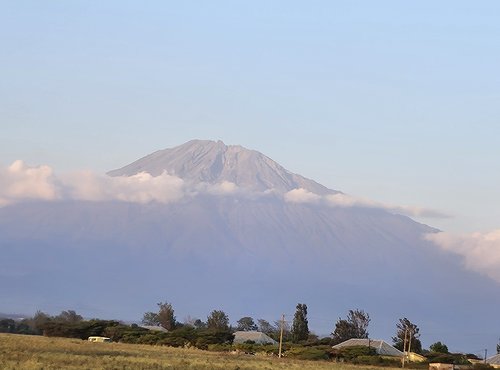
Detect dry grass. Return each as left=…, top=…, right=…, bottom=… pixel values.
left=0, top=333, right=400, bottom=369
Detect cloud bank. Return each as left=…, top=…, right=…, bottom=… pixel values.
left=0, top=161, right=246, bottom=206
left=426, top=230, right=500, bottom=283
left=0, top=161, right=447, bottom=221
left=284, top=188, right=449, bottom=219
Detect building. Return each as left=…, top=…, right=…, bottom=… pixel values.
left=486, top=354, right=500, bottom=369
left=233, top=331, right=277, bottom=345
left=332, top=338, right=404, bottom=357
left=139, top=325, right=169, bottom=333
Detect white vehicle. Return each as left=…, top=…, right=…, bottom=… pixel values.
left=88, top=336, right=111, bottom=343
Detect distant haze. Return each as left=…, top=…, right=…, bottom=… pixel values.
left=1, top=140, right=499, bottom=355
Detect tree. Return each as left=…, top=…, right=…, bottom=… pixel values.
left=157, top=302, right=177, bottom=331
left=141, top=311, right=160, bottom=326
left=236, top=316, right=257, bottom=331
left=32, top=310, right=51, bottom=334
left=55, top=310, right=83, bottom=323
left=183, top=316, right=206, bottom=329
left=206, top=310, right=229, bottom=331
left=142, top=301, right=177, bottom=330
left=291, top=303, right=309, bottom=342
left=497, top=338, right=499, bottom=354
left=430, top=341, right=449, bottom=353
left=331, top=309, right=370, bottom=344
left=257, top=319, right=276, bottom=335
left=392, top=317, right=422, bottom=353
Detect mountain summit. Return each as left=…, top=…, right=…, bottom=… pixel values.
left=2, top=140, right=500, bottom=352
left=107, top=140, right=334, bottom=195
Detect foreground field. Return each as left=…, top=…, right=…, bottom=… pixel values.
left=0, top=333, right=401, bottom=370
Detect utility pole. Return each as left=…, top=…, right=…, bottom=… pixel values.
left=278, top=314, right=285, bottom=358
left=402, top=329, right=408, bottom=368
left=408, top=329, right=413, bottom=360
left=484, top=349, right=488, bottom=364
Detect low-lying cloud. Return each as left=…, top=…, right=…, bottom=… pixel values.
left=284, top=188, right=449, bottom=219
left=0, top=161, right=250, bottom=207
left=0, top=161, right=190, bottom=206
left=0, top=160, right=61, bottom=206
left=0, top=161, right=448, bottom=222
left=426, top=230, right=500, bottom=283
left=64, top=170, right=186, bottom=204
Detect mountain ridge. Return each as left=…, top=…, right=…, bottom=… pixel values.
left=107, top=139, right=336, bottom=195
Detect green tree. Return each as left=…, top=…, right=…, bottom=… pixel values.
left=331, top=309, right=370, bottom=344
left=291, top=303, right=309, bottom=342
left=206, top=310, right=229, bottom=331
left=55, top=310, right=83, bottom=323
left=430, top=341, right=449, bottom=353
left=236, top=316, right=257, bottom=331
left=32, top=310, right=51, bottom=334
left=157, top=302, right=177, bottom=331
left=392, top=317, right=422, bottom=353
left=141, top=311, right=160, bottom=326
left=141, top=301, right=177, bottom=330
left=257, top=319, right=276, bottom=335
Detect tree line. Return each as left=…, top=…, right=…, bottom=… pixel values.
left=2, top=302, right=498, bottom=365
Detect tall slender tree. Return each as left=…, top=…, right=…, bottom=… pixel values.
left=392, top=317, right=422, bottom=353
left=291, top=303, right=309, bottom=342
left=157, top=302, right=177, bottom=331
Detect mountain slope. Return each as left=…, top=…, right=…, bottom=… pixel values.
left=107, top=140, right=335, bottom=195
left=1, top=140, right=499, bottom=353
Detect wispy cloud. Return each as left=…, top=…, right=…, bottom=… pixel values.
left=284, top=188, right=450, bottom=219
left=426, top=230, right=500, bottom=283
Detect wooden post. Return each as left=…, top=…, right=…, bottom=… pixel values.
left=278, top=314, right=285, bottom=358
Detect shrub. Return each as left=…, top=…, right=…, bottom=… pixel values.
left=335, top=345, right=377, bottom=360
left=286, top=347, right=329, bottom=361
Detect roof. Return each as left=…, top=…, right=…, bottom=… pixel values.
left=233, top=331, right=277, bottom=345
left=487, top=354, right=500, bottom=365
left=140, top=325, right=169, bottom=333
left=332, top=338, right=404, bottom=357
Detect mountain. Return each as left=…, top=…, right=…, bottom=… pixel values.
left=107, top=139, right=335, bottom=195
left=1, top=140, right=499, bottom=352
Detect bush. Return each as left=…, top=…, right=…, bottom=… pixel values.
left=335, top=345, right=377, bottom=360
left=473, top=364, right=493, bottom=370
left=286, top=347, right=329, bottom=361
left=352, top=355, right=383, bottom=365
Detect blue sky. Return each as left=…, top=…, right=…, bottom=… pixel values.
left=1, top=1, right=499, bottom=233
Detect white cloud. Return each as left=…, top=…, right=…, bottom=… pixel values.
left=199, top=180, right=239, bottom=196
left=284, top=188, right=321, bottom=203
left=0, top=161, right=448, bottom=221
left=64, top=171, right=185, bottom=204
left=0, top=160, right=60, bottom=205
left=426, top=230, right=500, bottom=283
left=325, top=193, right=449, bottom=219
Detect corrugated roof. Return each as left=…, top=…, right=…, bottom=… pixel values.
left=140, top=325, right=169, bottom=333
left=233, top=331, right=277, bottom=345
left=487, top=354, right=500, bottom=365
left=332, top=338, right=404, bottom=357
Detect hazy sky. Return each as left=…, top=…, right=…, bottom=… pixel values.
left=1, top=1, right=499, bottom=233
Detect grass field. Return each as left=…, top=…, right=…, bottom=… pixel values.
left=0, top=333, right=402, bottom=370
